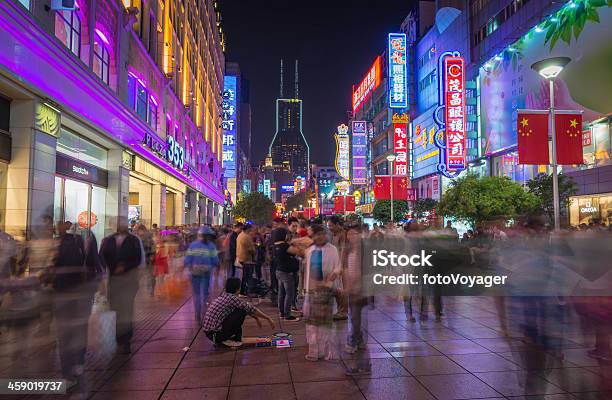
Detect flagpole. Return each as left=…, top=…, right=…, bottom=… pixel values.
left=386, top=154, right=397, bottom=225
left=550, top=79, right=560, bottom=231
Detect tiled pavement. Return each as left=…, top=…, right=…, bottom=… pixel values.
left=2, top=286, right=612, bottom=400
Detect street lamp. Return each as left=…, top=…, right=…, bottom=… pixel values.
left=531, top=56, right=571, bottom=231
left=386, top=154, right=397, bottom=225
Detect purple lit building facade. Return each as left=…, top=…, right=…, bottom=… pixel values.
left=0, top=0, right=226, bottom=239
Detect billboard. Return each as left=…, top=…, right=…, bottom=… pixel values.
left=412, top=114, right=441, bottom=179
left=443, top=56, right=467, bottom=171
left=263, top=179, right=271, bottom=199
left=335, top=124, right=350, bottom=180
left=388, top=33, right=408, bottom=109
left=479, top=5, right=612, bottom=155
left=352, top=56, right=382, bottom=112
left=392, top=113, right=409, bottom=176
left=351, top=121, right=367, bottom=185
left=222, top=75, right=237, bottom=178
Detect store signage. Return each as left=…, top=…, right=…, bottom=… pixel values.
left=580, top=201, right=597, bottom=213
left=143, top=132, right=165, bottom=157
left=352, top=121, right=367, bottom=185
left=335, top=124, right=350, bottom=180
left=263, top=179, right=271, bottom=199
left=222, top=75, right=238, bottom=178
left=77, top=211, right=97, bottom=228
left=583, top=130, right=592, bottom=147
left=388, top=33, right=408, bottom=109
left=166, top=135, right=185, bottom=170
left=294, top=176, right=306, bottom=192
left=443, top=55, right=467, bottom=171
left=243, top=180, right=252, bottom=193
left=393, top=113, right=409, bottom=176
left=56, top=153, right=108, bottom=187
left=281, top=185, right=294, bottom=193
left=352, top=56, right=382, bottom=112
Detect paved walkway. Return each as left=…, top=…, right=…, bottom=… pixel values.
left=2, top=284, right=612, bottom=400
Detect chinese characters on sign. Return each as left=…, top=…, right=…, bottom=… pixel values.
left=351, top=121, right=367, bottom=185
left=392, top=113, right=409, bottom=176
left=443, top=56, right=467, bottom=171
left=335, top=124, right=350, bottom=181
left=222, top=75, right=237, bottom=178
left=263, top=179, right=271, bottom=200
left=388, top=33, right=408, bottom=109
left=352, top=57, right=382, bottom=112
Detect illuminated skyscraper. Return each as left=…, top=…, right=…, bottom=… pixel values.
left=269, top=60, right=310, bottom=183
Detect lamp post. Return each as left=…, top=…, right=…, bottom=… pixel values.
left=531, top=56, right=571, bottom=231
left=386, top=154, right=397, bottom=225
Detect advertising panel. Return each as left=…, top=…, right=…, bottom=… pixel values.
left=222, top=75, right=237, bottom=178
left=388, top=33, right=408, bottom=109
left=443, top=56, right=466, bottom=171
left=412, top=115, right=441, bottom=179
left=352, top=57, right=382, bottom=112
left=479, top=5, right=612, bottom=155
left=351, top=121, right=367, bottom=185
left=392, top=113, right=409, bottom=176
left=263, top=179, right=271, bottom=199
left=335, top=124, right=350, bottom=180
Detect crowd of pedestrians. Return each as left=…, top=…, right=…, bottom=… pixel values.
left=0, top=212, right=611, bottom=390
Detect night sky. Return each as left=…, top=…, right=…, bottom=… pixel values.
left=220, top=0, right=416, bottom=166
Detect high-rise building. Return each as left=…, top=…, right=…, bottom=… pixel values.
left=269, top=60, right=310, bottom=186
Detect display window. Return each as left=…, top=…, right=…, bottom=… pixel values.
left=569, top=194, right=612, bottom=227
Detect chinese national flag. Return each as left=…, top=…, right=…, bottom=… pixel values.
left=555, top=113, right=583, bottom=165
left=374, top=176, right=391, bottom=200
left=392, top=176, right=409, bottom=200
left=333, top=196, right=344, bottom=213
left=517, top=111, right=549, bottom=164
left=345, top=196, right=356, bottom=212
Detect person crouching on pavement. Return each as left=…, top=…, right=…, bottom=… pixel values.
left=303, top=224, right=342, bottom=361
left=202, top=277, right=275, bottom=347
left=184, top=226, right=219, bottom=323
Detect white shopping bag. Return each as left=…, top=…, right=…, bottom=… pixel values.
left=88, top=292, right=116, bottom=357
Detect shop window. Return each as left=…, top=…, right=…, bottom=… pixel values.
left=136, top=81, right=148, bottom=121
left=55, top=10, right=81, bottom=57
left=93, top=33, right=110, bottom=85
left=57, top=128, right=108, bottom=168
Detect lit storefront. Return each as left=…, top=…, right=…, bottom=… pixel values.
left=569, top=193, right=612, bottom=226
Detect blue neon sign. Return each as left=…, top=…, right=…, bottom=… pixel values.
left=388, top=33, right=408, bottom=109
left=222, top=75, right=237, bottom=178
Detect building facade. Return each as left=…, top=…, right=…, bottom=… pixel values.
left=0, top=0, right=226, bottom=240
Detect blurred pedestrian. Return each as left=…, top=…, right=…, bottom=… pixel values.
left=236, top=224, right=256, bottom=295
left=184, top=226, right=219, bottom=323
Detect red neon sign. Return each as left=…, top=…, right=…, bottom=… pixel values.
left=393, top=123, right=408, bottom=175
left=352, top=56, right=382, bottom=112
left=444, top=56, right=467, bottom=171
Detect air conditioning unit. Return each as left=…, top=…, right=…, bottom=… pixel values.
left=50, top=0, right=76, bottom=10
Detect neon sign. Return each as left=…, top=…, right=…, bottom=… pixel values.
left=335, top=124, right=350, bottom=181
left=392, top=113, right=409, bottom=175
left=222, top=75, right=237, bottom=178
left=263, top=179, right=271, bottom=199
left=433, top=51, right=467, bottom=178
left=352, top=56, right=382, bottom=112
left=351, top=121, right=367, bottom=184
left=388, top=33, right=408, bottom=109
left=444, top=56, right=467, bottom=171
left=166, top=135, right=185, bottom=170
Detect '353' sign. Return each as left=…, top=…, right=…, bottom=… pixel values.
left=166, top=136, right=185, bottom=170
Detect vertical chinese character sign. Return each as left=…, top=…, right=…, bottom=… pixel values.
left=388, top=33, right=408, bottom=109
left=335, top=124, right=350, bottom=181
left=443, top=56, right=466, bottom=171
left=222, top=76, right=237, bottom=178
left=392, top=113, right=409, bottom=176
left=351, top=121, right=367, bottom=185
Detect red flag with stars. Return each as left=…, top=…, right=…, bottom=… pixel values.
left=517, top=110, right=549, bottom=165
left=555, top=112, right=583, bottom=165
left=374, top=176, right=391, bottom=200
left=392, top=176, right=410, bottom=200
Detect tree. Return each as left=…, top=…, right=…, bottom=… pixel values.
left=373, top=200, right=410, bottom=224
left=285, top=190, right=315, bottom=212
left=412, top=198, right=438, bottom=220
left=232, top=192, right=275, bottom=225
left=438, top=174, right=538, bottom=228
left=526, top=173, right=577, bottom=224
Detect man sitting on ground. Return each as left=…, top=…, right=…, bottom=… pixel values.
left=202, top=277, right=275, bottom=347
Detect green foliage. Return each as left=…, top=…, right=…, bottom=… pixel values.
left=232, top=192, right=275, bottom=225
left=412, top=198, right=439, bottom=220
left=540, top=0, right=607, bottom=49
left=373, top=200, right=410, bottom=224
left=438, top=175, right=538, bottom=227
left=526, top=173, right=577, bottom=223
left=284, top=190, right=315, bottom=212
